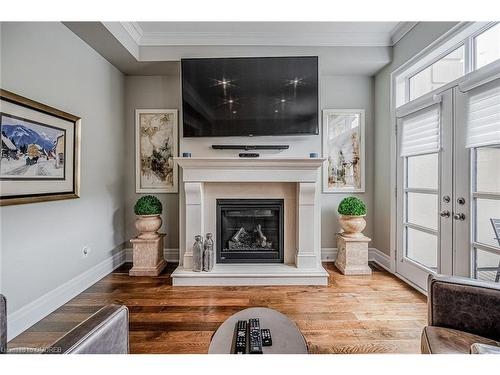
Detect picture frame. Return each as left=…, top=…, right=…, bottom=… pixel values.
left=322, top=109, right=365, bottom=193
left=0, top=89, right=81, bottom=206
left=135, top=109, right=178, bottom=193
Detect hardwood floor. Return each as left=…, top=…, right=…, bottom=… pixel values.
left=8, top=262, right=427, bottom=354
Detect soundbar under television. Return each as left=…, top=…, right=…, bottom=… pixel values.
left=182, top=56, right=319, bottom=137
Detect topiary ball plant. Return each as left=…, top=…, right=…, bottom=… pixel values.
left=338, top=196, right=366, bottom=216
left=134, top=195, right=163, bottom=216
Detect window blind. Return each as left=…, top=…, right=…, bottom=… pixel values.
left=466, top=84, right=500, bottom=148
left=400, top=104, right=441, bottom=157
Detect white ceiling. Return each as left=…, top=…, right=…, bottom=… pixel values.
left=115, top=21, right=413, bottom=48
left=68, top=22, right=417, bottom=75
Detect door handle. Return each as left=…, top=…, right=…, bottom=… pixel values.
left=440, top=210, right=451, bottom=218
left=453, top=213, right=466, bottom=221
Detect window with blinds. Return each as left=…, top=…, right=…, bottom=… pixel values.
left=400, top=104, right=441, bottom=157
left=466, top=84, right=500, bottom=148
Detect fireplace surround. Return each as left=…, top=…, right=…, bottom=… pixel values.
left=216, top=199, right=284, bottom=263
left=172, top=157, right=329, bottom=286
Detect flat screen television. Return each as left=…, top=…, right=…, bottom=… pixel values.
left=182, top=56, right=318, bottom=137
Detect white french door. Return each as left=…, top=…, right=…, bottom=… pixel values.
left=396, top=90, right=457, bottom=291
left=396, top=72, right=500, bottom=292
left=456, top=76, right=500, bottom=283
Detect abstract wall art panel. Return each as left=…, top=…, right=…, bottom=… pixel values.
left=135, top=109, right=178, bottom=193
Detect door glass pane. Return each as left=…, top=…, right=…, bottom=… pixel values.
left=476, top=147, right=500, bottom=193
left=407, top=153, right=438, bottom=189
left=406, top=227, right=438, bottom=270
left=475, top=23, right=500, bottom=69
left=409, top=46, right=465, bottom=101
left=474, top=248, right=500, bottom=282
left=407, top=192, right=438, bottom=230
left=475, top=198, right=500, bottom=248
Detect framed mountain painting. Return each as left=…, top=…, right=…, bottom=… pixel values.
left=0, top=89, right=81, bottom=206
left=322, top=109, right=365, bottom=193
left=135, top=109, right=178, bottom=193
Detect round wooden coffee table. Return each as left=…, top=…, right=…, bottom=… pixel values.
left=208, top=307, right=308, bottom=354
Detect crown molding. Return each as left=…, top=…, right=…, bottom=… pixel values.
left=101, top=21, right=140, bottom=59
left=114, top=22, right=397, bottom=47
left=120, top=21, right=144, bottom=44
left=390, top=22, right=418, bottom=45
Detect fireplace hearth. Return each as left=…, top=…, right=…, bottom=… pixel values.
left=216, top=199, right=284, bottom=263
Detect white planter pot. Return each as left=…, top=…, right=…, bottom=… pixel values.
left=339, top=215, right=366, bottom=238
left=135, top=214, right=162, bottom=239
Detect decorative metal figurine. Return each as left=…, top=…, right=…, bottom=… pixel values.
left=192, top=235, right=204, bottom=272
left=203, top=233, right=215, bottom=272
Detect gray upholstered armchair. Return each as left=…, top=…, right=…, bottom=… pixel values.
left=0, top=294, right=130, bottom=354
left=421, top=275, right=500, bottom=354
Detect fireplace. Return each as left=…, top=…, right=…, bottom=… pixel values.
left=216, top=199, right=284, bottom=263
left=173, top=158, right=328, bottom=285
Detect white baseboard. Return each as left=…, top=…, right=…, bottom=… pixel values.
left=124, top=248, right=179, bottom=263
left=321, top=247, right=392, bottom=272
left=369, top=248, right=392, bottom=272
left=7, top=246, right=126, bottom=341
left=321, top=248, right=338, bottom=262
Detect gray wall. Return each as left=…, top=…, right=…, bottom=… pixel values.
left=124, top=74, right=374, bottom=250
left=124, top=75, right=181, bottom=248
left=373, top=22, right=459, bottom=254
left=320, top=75, right=374, bottom=248
left=140, top=46, right=390, bottom=76
left=0, top=22, right=126, bottom=313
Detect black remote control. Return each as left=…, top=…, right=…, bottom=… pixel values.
left=261, top=329, right=272, bottom=346
left=233, top=320, right=247, bottom=354
left=248, top=318, right=263, bottom=354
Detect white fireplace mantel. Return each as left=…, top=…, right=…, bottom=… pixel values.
left=172, top=157, right=328, bottom=286
left=176, top=157, right=325, bottom=183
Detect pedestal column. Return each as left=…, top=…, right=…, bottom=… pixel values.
left=130, top=234, right=167, bottom=276
left=335, top=233, right=372, bottom=275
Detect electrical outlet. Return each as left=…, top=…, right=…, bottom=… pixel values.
left=82, top=246, right=91, bottom=258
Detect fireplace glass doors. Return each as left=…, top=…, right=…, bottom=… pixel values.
left=216, top=199, right=284, bottom=263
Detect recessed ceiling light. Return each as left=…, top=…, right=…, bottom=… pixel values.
left=274, top=109, right=279, bottom=113
left=281, top=99, right=286, bottom=103
left=223, top=98, right=238, bottom=106
left=211, top=78, right=234, bottom=88
left=233, top=110, right=237, bottom=114
left=287, top=77, right=303, bottom=86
